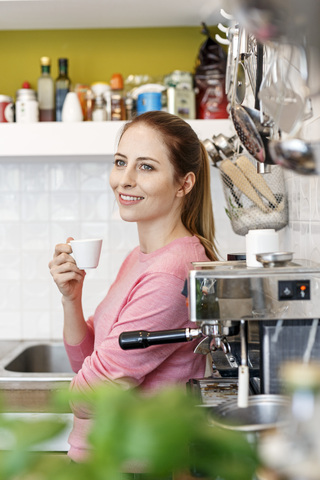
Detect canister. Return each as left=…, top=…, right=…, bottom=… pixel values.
left=0, top=95, right=14, bottom=122
left=245, top=229, right=279, bottom=267
left=166, top=87, right=195, bottom=119
left=15, top=89, right=39, bottom=123
left=137, top=92, right=162, bottom=115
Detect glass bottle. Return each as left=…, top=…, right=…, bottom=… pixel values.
left=55, top=58, right=71, bottom=122
left=110, top=73, right=126, bottom=121
left=92, top=95, right=107, bottom=122
left=37, top=56, right=55, bottom=122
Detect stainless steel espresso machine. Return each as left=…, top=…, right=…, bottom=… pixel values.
left=119, top=253, right=320, bottom=407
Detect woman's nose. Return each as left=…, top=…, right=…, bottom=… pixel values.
left=120, top=165, right=136, bottom=188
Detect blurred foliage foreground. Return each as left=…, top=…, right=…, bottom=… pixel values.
left=0, top=385, right=260, bottom=480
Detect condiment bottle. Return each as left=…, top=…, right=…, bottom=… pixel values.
left=55, top=58, right=71, bottom=122
left=110, top=73, right=126, bottom=121
left=92, top=95, right=107, bottom=122
left=84, top=88, right=95, bottom=121
left=37, top=56, right=55, bottom=122
left=91, top=82, right=110, bottom=121
left=15, top=88, right=39, bottom=123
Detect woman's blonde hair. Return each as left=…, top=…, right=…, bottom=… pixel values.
left=120, top=111, right=219, bottom=261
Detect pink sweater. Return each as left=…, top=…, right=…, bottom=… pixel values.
left=64, top=236, right=208, bottom=462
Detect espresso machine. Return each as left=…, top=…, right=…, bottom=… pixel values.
left=119, top=253, right=320, bottom=407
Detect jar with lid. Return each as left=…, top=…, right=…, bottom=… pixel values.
left=92, top=95, right=107, bottom=122
left=110, top=73, right=126, bottom=121
left=164, top=70, right=196, bottom=120
left=91, top=82, right=110, bottom=121
left=84, top=89, right=95, bottom=121
left=15, top=88, right=39, bottom=123
left=0, top=95, right=14, bottom=122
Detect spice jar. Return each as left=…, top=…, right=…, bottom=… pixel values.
left=0, top=95, right=14, bottom=122
left=15, top=89, right=39, bottom=123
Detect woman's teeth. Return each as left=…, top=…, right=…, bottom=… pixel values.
left=120, top=194, right=144, bottom=201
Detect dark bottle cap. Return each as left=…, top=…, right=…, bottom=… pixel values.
left=58, top=58, right=68, bottom=72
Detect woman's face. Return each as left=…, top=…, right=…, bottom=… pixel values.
left=109, top=123, right=183, bottom=226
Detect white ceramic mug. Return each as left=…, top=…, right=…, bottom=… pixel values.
left=69, top=238, right=103, bottom=269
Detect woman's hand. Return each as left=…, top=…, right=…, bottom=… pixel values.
left=48, top=237, right=86, bottom=302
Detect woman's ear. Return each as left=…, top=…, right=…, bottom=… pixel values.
left=176, top=172, right=196, bottom=197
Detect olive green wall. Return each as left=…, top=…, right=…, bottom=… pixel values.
left=0, top=26, right=218, bottom=99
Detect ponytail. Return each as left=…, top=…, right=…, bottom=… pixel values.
left=181, top=142, right=218, bottom=261
left=120, top=111, right=219, bottom=261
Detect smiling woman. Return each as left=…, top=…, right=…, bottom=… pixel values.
left=48, top=111, right=219, bottom=464
left=110, top=121, right=196, bottom=248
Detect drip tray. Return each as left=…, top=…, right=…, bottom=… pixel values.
left=187, top=377, right=258, bottom=407
left=188, top=378, right=239, bottom=407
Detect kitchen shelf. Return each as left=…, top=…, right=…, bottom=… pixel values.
left=0, top=120, right=234, bottom=162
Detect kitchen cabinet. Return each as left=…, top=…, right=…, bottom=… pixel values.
left=0, top=119, right=234, bottom=161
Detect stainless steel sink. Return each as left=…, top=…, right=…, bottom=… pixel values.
left=0, top=341, right=74, bottom=381
left=4, top=343, right=74, bottom=375
left=0, top=341, right=75, bottom=412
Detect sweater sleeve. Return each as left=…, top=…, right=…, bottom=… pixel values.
left=69, top=272, right=192, bottom=417
left=64, top=318, right=95, bottom=373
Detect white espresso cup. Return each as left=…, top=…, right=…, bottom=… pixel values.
left=69, top=238, right=103, bottom=269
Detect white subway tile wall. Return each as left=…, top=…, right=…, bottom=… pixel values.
left=0, top=161, right=318, bottom=340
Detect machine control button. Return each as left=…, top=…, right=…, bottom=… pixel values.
left=278, top=281, right=294, bottom=299
left=278, top=280, right=310, bottom=301
left=295, top=281, right=310, bottom=300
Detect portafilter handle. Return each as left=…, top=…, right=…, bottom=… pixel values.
left=119, top=328, right=202, bottom=350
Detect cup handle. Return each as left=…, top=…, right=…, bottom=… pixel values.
left=67, top=242, right=75, bottom=260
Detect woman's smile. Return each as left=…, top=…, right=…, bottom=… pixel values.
left=119, top=193, right=145, bottom=205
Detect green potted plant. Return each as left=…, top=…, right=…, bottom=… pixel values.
left=0, top=385, right=260, bottom=480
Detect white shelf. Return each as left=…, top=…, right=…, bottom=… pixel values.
left=0, top=120, right=234, bottom=162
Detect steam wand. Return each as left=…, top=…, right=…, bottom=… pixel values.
left=237, top=319, right=249, bottom=408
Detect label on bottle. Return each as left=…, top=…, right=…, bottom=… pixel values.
left=16, top=99, right=39, bottom=123
left=56, top=88, right=69, bottom=122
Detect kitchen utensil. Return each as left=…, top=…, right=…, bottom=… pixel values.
left=258, top=44, right=306, bottom=134
left=235, top=61, right=246, bottom=104
left=269, top=138, right=317, bottom=175
left=208, top=394, right=290, bottom=432
left=235, top=155, right=282, bottom=210
left=230, top=104, right=265, bottom=163
left=220, top=158, right=269, bottom=213
left=219, top=156, right=288, bottom=236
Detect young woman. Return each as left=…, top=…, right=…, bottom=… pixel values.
left=49, top=111, right=218, bottom=462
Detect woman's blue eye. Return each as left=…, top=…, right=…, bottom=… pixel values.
left=115, top=159, right=126, bottom=167
left=140, top=164, right=153, bottom=171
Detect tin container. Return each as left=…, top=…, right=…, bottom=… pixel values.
left=166, top=87, right=195, bottom=119
left=15, top=89, right=39, bottom=123
left=137, top=92, right=162, bottom=115
left=0, top=95, right=14, bottom=122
